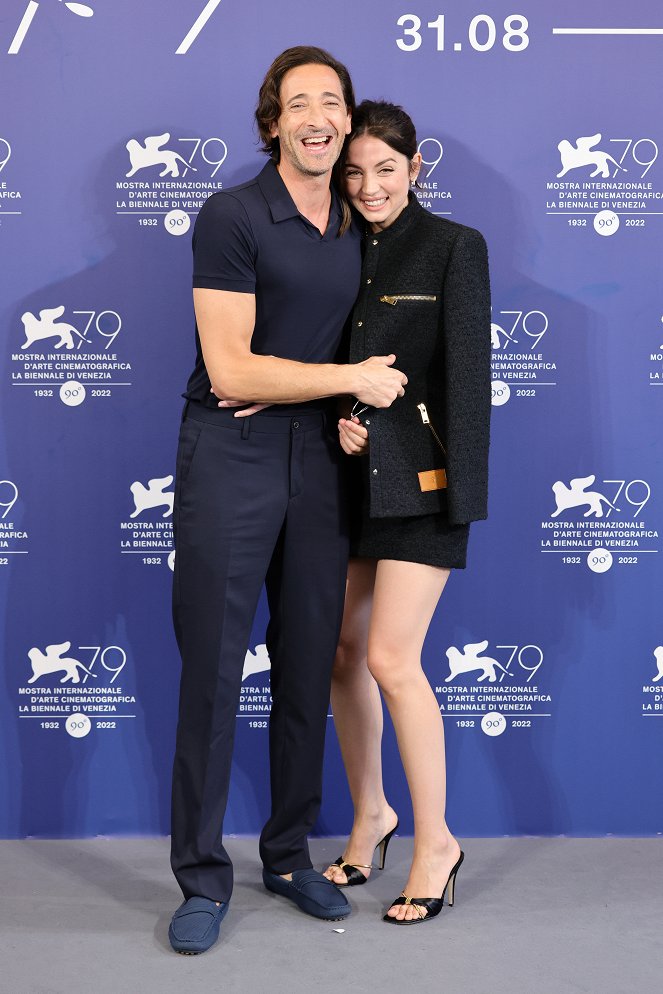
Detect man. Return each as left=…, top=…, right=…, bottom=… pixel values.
left=168, top=46, right=407, bottom=955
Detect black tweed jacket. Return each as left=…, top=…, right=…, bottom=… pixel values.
left=348, top=194, right=491, bottom=525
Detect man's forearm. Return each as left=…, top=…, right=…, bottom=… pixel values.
left=208, top=353, right=360, bottom=404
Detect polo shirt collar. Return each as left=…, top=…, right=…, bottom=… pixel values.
left=257, top=159, right=342, bottom=226
left=258, top=160, right=298, bottom=222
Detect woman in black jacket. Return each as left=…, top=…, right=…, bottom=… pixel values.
left=322, top=101, right=491, bottom=925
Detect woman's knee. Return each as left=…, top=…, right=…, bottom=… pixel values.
left=332, top=634, right=366, bottom=683
left=366, top=646, right=413, bottom=695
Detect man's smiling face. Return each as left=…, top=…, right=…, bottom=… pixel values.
left=270, top=63, right=351, bottom=177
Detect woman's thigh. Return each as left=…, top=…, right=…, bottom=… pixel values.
left=335, top=558, right=378, bottom=670
left=367, top=560, right=450, bottom=686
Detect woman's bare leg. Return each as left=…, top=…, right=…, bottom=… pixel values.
left=367, top=559, right=460, bottom=921
left=323, top=558, right=398, bottom=885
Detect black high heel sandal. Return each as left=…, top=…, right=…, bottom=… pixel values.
left=383, top=849, right=464, bottom=924
left=330, top=820, right=400, bottom=887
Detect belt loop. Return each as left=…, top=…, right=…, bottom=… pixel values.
left=241, top=416, right=251, bottom=440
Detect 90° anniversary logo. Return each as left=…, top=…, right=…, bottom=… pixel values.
left=114, top=131, right=229, bottom=236
left=490, top=304, right=558, bottom=407
left=119, top=475, right=175, bottom=569
left=545, top=132, right=662, bottom=238
left=16, top=639, right=135, bottom=738
left=9, top=303, right=130, bottom=406
left=540, top=474, right=658, bottom=572
left=434, top=638, right=552, bottom=737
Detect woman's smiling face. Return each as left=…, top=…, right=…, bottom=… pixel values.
left=343, top=134, right=421, bottom=231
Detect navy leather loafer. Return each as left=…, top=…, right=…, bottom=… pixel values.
left=168, top=896, right=229, bottom=954
left=262, top=867, right=351, bottom=920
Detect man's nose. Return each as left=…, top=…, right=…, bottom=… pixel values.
left=306, top=102, right=328, bottom=130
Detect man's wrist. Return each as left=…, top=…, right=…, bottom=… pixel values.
left=333, top=363, right=359, bottom=397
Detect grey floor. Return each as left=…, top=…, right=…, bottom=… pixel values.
left=1, top=837, right=661, bottom=994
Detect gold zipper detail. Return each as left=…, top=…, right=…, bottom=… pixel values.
left=417, top=403, right=447, bottom=456
left=380, top=294, right=437, bottom=306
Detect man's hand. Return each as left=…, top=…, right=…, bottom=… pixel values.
left=338, top=415, right=369, bottom=456
left=353, top=355, right=407, bottom=408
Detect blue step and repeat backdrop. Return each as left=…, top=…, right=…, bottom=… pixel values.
left=1, top=1, right=662, bottom=838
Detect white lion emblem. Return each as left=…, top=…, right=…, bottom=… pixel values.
left=28, top=642, right=96, bottom=685
left=653, top=647, right=663, bottom=683
left=491, top=322, right=504, bottom=349
left=557, top=134, right=626, bottom=179
left=445, top=641, right=508, bottom=683
left=242, top=644, right=271, bottom=682
left=551, top=476, right=619, bottom=519
left=125, top=133, right=195, bottom=178
left=21, top=306, right=79, bottom=350
left=130, top=476, right=174, bottom=518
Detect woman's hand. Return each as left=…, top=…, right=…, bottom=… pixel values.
left=338, top=415, right=369, bottom=455
left=212, top=388, right=272, bottom=417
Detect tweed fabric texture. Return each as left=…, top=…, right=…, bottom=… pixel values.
left=349, top=476, right=470, bottom=568
left=348, top=194, right=491, bottom=525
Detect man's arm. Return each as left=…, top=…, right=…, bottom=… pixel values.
left=195, top=288, right=407, bottom=407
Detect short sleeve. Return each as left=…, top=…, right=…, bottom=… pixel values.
left=192, top=192, right=257, bottom=292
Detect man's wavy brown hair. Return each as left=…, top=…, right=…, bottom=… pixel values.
left=256, top=46, right=355, bottom=158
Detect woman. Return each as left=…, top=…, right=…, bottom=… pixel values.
left=322, top=101, right=491, bottom=924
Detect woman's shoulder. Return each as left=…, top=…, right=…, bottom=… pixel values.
left=404, top=206, right=489, bottom=282
left=412, top=204, right=486, bottom=246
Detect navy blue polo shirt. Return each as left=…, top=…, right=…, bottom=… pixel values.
left=184, top=159, right=361, bottom=413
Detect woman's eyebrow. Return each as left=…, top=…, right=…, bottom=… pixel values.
left=344, top=157, right=398, bottom=168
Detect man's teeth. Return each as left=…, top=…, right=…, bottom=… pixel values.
left=303, top=137, right=330, bottom=145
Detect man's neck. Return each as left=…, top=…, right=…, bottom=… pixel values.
left=276, top=159, right=332, bottom=234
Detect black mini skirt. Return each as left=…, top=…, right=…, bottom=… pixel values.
left=349, top=497, right=470, bottom=569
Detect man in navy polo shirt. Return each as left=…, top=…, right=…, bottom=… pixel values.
left=168, top=46, right=407, bottom=954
